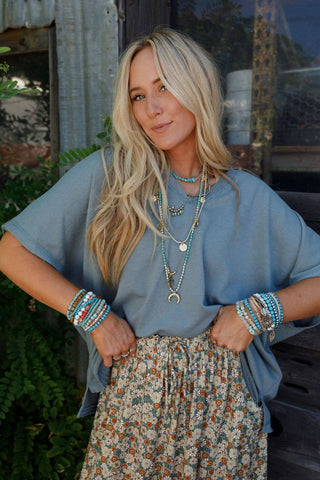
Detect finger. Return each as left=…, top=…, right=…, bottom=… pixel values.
left=129, top=336, right=137, bottom=352
left=112, top=354, right=122, bottom=361
left=120, top=350, right=130, bottom=358
left=104, top=355, right=113, bottom=367
left=210, top=326, right=218, bottom=341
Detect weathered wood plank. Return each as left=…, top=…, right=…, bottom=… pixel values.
left=271, top=341, right=320, bottom=411
left=268, top=453, right=320, bottom=480
left=281, top=323, right=320, bottom=351
left=271, top=151, right=320, bottom=172
left=0, top=27, right=49, bottom=54
left=270, top=191, right=320, bottom=478
left=278, top=191, right=320, bottom=221
left=273, top=146, right=320, bottom=153
left=125, top=0, right=171, bottom=45
left=268, top=401, right=320, bottom=470
left=278, top=191, right=320, bottom=233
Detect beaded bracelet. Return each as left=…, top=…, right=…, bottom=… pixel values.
left=67, top=289, right=111, bottom=332
left=67, top=288, right=87, bottom=320
left=236, top=292, right=284, bottom=341
left=236, top=301, right=261, bottom=335
left=243, top=299, right=261, bottom=331
left=249, top=296, right=274, bottom=334
left=253, top=293, right=284, bottom=329
left=87, top=305, right=111, bottom=332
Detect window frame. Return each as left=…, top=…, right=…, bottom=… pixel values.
left=0, top=25, right=60, bottom=165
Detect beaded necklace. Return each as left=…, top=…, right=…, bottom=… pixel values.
left=167, top=182, right=211, bottom=216
left=168, top=197, right=189, bottom=216
left=156, top=169, right=207, bottom=304
left=170, top=170, right=202, bottom=183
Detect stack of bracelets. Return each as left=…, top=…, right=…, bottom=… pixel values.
left=236, top=292, right=284, bottom=341
left=66, top=289, right=111, bottom=332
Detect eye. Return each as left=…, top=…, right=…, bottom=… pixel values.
left=160, top=84, right=167, bottom=92
left=131, top=93, right=145, bottom=102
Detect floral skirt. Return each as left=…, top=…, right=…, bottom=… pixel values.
left=80, top=329, right=267, bottom=480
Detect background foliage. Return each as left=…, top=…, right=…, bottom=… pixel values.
left=0, top=48, right=111, bottom=479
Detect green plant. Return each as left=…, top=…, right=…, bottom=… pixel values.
left=0, top=293, right=92, bottom=479
left=0, top=47, right=40, bottom=100
left=59, top=116, right=112, bottom=167
left=0, top=155, right=94, bottom=479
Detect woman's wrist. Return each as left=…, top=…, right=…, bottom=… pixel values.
left=66, top=289, right=111, bottom=332
left=236, top=292, right=284, bottom=341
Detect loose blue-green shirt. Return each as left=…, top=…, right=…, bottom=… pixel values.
left=3, top=149, right=320, bottom=432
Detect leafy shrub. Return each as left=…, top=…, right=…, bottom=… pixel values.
left=0, top=156, right=93, bottom=479
left=0, top=122, right=112, bottom=477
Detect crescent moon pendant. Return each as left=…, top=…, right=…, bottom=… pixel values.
left=168, top=292, right=181, bottom=304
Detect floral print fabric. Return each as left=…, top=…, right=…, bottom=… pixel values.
left=81, top=330, right=267, bottom=479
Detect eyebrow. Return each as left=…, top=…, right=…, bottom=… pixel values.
left=129, top=77, right=161, bottom=95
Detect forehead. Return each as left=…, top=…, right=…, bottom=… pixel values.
left=129, top=47, right=158, bottom=87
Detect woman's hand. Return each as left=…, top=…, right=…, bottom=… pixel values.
left=210, top=305, right=254, bottom=352
left=91, top=311, right=136, bottom=367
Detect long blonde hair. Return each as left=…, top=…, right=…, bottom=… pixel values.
left=87, top=28, right=232, bottom=286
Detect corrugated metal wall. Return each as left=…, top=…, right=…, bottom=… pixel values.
left=0, top=0, right=55, bottom=31
left=55, top=0, right=118, bottom=151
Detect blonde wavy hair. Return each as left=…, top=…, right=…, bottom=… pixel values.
left=87, top=28, right=232, bottom=286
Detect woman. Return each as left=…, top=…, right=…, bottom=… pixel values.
left=1, top=29, right=320, bottom=479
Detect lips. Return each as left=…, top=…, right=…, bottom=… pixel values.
left=151, top=122, right=172, bottom=133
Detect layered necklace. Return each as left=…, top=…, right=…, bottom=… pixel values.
left=167, top=169, right=202, bottom=216
left=155, top=167, right=208, bottom=304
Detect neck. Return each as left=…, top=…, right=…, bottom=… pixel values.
left=168, top=155, right=202, bottom=179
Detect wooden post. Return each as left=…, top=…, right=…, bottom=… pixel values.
left=125, top=0, right=171, bottom=45
left=48, top=26, right=60, bottom=166
left=250, top=0, right=277, bottom=179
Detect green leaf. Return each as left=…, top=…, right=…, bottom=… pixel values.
left=0, top=79, right=13, bottom=88
left=6, top=79, right=18, bottom=89
left=47, top=446, right=63, bottom=458
left=96, top=132, right=107, bottom=139
left=0, top=46, right=10, bottom=54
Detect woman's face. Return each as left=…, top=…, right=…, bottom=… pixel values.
left=129, top=47, right=196, bottom=160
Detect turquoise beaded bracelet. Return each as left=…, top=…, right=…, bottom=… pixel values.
left=67, top=289, right=111, bottom=332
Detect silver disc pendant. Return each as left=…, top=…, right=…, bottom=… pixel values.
left=179, top=242, right=187, bottom=252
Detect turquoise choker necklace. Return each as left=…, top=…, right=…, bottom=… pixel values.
left=170, top=170, right=202, bottom=183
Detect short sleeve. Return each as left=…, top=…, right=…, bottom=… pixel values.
left=2, top=149, right=109, bottom=286
left=268, top=190, right=320, bottom=286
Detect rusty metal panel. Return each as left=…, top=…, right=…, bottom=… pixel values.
left=0, top=0, right=55, bottom=33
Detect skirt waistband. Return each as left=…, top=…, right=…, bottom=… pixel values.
left=134, top=328, right=239, bottom=360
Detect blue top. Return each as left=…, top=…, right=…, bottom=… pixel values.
left=3, top=149, right=320, bottom=432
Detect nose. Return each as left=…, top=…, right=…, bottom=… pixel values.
left=146, top=95, right=162, bottom=117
